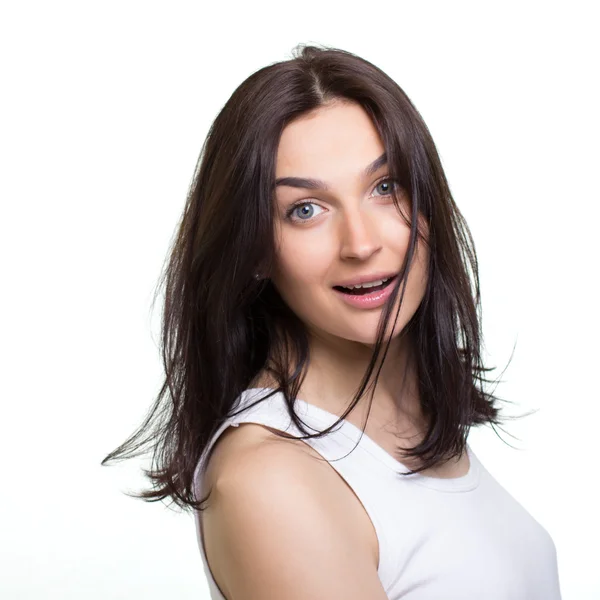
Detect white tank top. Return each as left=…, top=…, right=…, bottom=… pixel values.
left=193, top=388, right=562, bottom=599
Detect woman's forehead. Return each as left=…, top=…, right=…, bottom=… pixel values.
left=275, top=102, right=385, bottom=181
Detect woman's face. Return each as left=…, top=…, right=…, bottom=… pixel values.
left=271, top=100, right=429, bottom=348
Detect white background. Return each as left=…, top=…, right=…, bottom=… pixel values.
left=1, top=1, right=598, bottom=598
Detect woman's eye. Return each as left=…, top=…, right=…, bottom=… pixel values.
left=285, top=202, right=325, bottom=223
left=373, top=178, right=396, bottom=197
left=285, top=180, right=397, bottom=223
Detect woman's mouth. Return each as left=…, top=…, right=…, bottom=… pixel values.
left=333, top=275, right=396, bottom=296
left=332, top=275, right=398, bottom=309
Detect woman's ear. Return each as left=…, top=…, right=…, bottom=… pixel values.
left=254, top=260, right=272, bottom=281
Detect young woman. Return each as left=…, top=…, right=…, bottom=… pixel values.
left=104, top=44, right=562, bottom=599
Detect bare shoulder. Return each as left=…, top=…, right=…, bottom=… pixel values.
left=201, top=422, right=385, bottom=600
left=201, top=420, right=319, bottom=497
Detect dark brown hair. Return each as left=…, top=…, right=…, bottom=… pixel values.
left=102, top=43, right=527, bottom=511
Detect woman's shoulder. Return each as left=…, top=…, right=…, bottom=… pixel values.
left=201, top=415, right=322, bottom=500
left=200, top=384, right=380, bottom=574
left=201, top=419, right=383, bottom=599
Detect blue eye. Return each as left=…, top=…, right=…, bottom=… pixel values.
left=285, top=202, right=324, bottom=223
left=373, top=179, right=396, bottom=196
left=283, top=178, right=397, bottom=224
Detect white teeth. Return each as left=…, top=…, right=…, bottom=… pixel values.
left=345, top=277, right=391, bottom=290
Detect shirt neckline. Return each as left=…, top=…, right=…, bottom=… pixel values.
left=243, top=388, right=481, bottom=493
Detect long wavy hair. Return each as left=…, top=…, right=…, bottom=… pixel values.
left=102, top=43, right=526, bottom=511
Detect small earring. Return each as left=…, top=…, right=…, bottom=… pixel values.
left=254, top=273, right=261, bottom=280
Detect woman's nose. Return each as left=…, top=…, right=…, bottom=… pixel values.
left=338, top=208, right=383, bottom=261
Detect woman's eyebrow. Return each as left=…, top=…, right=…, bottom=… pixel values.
left=274, top=152, right=387, bottom=191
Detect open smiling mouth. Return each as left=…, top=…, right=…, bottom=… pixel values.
left=333, top=275, right=397, bottom=296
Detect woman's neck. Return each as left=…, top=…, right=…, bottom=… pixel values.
left=252, top=327, right=426, bottom=436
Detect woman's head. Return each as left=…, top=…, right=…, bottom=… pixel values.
left=103, top=44, right=512, bottom=510
left=188, top=43, right=450, bottom=372
left=271, top=99, right=429, bottom=349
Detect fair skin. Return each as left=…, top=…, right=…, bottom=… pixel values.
left=265, top=99, right=433, bottom=460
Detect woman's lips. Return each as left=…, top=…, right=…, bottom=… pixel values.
left=332, top=275, right=397, bottom=309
